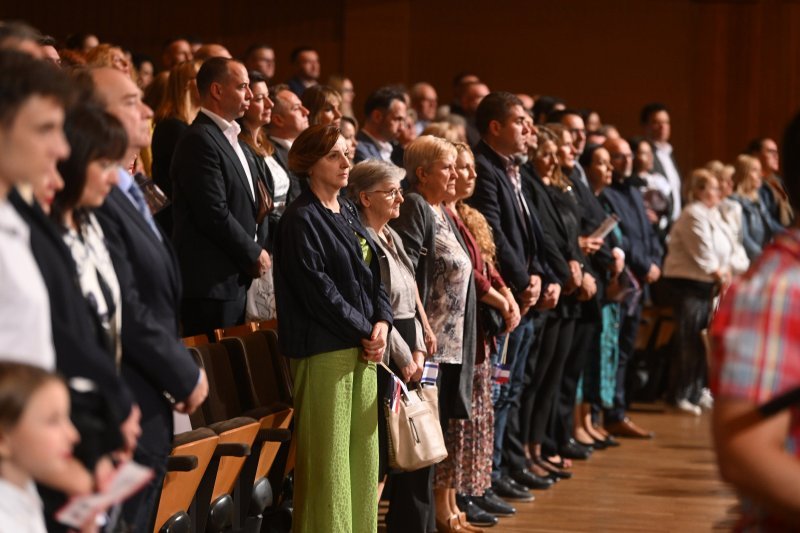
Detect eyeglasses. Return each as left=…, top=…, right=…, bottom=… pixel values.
left=366, top=188, right=403, bottom=200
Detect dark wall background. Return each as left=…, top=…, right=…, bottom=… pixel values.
left=6, top=0, right=800, bottom=173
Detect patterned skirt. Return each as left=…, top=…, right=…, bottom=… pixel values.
left=434, top=351, right=494, bottom=496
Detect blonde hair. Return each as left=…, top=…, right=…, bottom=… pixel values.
left=154, top=60, right=202, bottom=124
left=536, top=125, right=571, bottom=191
left=403, top=135, right=457, bottom=188
left=732, top=154, right=761, bottom=201
left=686, top=168, right=717, bottom=202
left=422, top=122, right=461, bottom=143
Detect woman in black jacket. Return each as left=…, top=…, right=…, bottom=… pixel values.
left=273, top=124, right=393, bottom=533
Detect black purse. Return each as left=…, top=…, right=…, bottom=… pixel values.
left=480, top=303, right=505, bottom=338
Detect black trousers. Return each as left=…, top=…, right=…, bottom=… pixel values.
left=385, top=466, right=435, bottom=533
left=665, top=278, right=715, bottom=405
left=180, top=295, right=246, bottom=338
left=553, top=317, right=600, bottom=448
left=527, top=317, right=576, bottom=444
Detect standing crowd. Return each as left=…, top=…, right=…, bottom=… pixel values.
left=0, top=19, right=797, bottom=533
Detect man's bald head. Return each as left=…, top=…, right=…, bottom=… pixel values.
left=604, top=137, right=633, bottom=179
left=194, top=43, right=232, bottom=61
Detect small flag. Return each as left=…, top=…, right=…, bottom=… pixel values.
left=421, top=361, right=439, bottom=386
left=389, top=377, right=403, bottom=413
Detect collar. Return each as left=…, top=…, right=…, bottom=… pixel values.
left=117, top=166, right=134, bottom=191
left=270, top=136, right=292, bottom=150
left=200, top=107, right=241, bottom=137
left=480, top=139, right=516, bottom=169
left=361, top=128, right=393, bottom=152
left=653, top=141, right=672, bottom=154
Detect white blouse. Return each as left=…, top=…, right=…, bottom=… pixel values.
left=0, top=200, right=54, bottom=369
left=0, top=479, right=47, bottom=533
left=663, top=201, right=749, bottom=282
left=63, top=212, right=122, bottom=367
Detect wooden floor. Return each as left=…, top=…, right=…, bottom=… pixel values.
left=383, top=403, right=741, bottom=532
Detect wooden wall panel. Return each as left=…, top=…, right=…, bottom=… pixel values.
left=4, top=0, right=800, bottom=172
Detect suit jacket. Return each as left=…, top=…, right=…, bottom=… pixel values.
left=353, top=130, right=404, bottom=167
left=9, top=191, right=133, bottom=424
left=467, top=140, right=554, bottom=294
left=601, top=178, right=664, bottom=279
left=267, top=137, right=305, bottom=202
left=171, top=112, right=268, bottom=300
left=274, top=189, right=394, bottom=359
left=286, top=76, right=310, bottom=97
left=521, top=164, right=573, bottom=285
left=96, top=186, right=200, bottom=453
left=150, top=117, right=188, bottom=240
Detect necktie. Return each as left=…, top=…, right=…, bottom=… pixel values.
left=127, top=183, right=162, bottom=241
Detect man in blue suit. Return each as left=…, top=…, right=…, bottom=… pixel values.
left=600, top=137, right=662, bottom=439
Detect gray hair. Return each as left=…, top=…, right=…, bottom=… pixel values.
left=347, top=160, right=406, bottom=206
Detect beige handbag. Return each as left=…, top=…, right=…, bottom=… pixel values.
left=380, top=362, right=448, bottom=471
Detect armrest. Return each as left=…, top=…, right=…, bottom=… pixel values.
left=256, top=428, right=292, bottom=443
left=213, top=443, right=251, bottom=458
left=166, top=455, right=198, bottom=472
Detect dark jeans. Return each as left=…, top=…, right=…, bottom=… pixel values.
left=491, top=315, right=535, bottom=479
left=180, top=295, right=246, bottom=338
left=605, top=300, right=643, bottom=423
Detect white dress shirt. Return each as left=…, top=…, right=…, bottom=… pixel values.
left=0, top=199, right=55, bottom=370
left=653, top=141, right=682, bottom=220
left=199, top=108, right=255, bottom=200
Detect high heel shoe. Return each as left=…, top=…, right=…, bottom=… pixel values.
left=435, top=514, right=462, bottom=532
left=457, top=511, right=485, bottom=532
left=534, top=456, right=572, bottom=479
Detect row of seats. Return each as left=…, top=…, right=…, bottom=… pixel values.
left=153, top=320, right=294, bottom=533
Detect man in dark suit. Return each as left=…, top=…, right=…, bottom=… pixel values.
left=172, top=57, right=271, bottom=336
left=267, top=83, right=308, bottom=198
left=89, top=66, right=207, bottom=531
left=285, top=45, right=319, bottom=97
left=642, top=102, right=682, bottom=223
left=601, top=137, right=662, bottom=439
left=354, top=86, right=406, bottom=166
left=469, top=91, right=561, bottom=501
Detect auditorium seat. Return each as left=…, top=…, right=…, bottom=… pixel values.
left=182, top=334, right=211, bottom=348
left=153, top=428, right=219, bottom=533
left=218, top=330, right=293, bottom=408
left=190, top=342, right=293, bottom=532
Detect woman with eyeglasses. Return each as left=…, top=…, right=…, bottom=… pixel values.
left=348, top=159, right=438, bottom=527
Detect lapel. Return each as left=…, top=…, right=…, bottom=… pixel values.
left=196, top=113, right=255, bottom=206
left=111, top=187, right=181, bottom=297
left=357, top=130, right=382, bottom=159
left=269, top=138, right=290, bottom=172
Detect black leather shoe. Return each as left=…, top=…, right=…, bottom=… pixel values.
left=534, top=457, right=572, bottom=480
left=503, top=474, right=529, bottom=493
left=510, top=469, right=554, bottom=490
left=472, top=489, right=516, bottom=516
left=491, top=477, right=534, bottom=502
left=603, top=435, right=621, bottom=447
left=561, top=439, right=592, bottom=460
left=456, top=494, right=499, bottom=527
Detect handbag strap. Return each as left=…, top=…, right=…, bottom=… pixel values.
left=379, top=361, right=410, bottom=398
left=499, top=332, right=510, bottom=365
